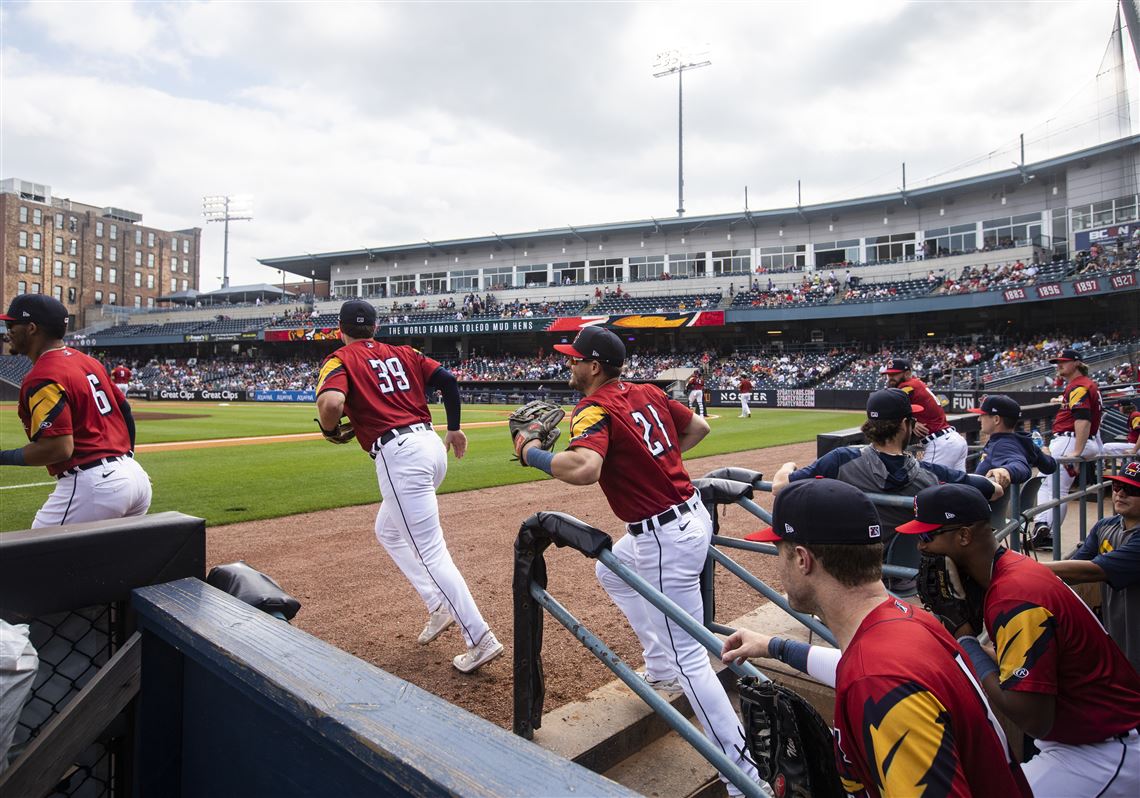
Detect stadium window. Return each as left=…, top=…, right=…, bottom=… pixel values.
left=515, top=263, right=548, bottom=288
left=96, top=221, right=104, bottom=237
left=588, top=258, right=623, bottom=283
left=134, top=272, right=141, bottom=287
left=814, top=239, right=860, bottom=268
left=52, top=285, right=62, bottom=301
left=109, top=292, right=118, bottom=305
left=710, top=249, right=750, bottom=275
left=182, top=239, right=189, bottom=254
left=18, top=206, right=27, bottom=222
left=17, top=281, right=26, bottom=295
left=53, top=260, right=62, bottom=277
left=68, top=262, right=77, bottom=278
left=110, top=246, right=117, bottom=262
left=54, top=237, right=63, bottom=254
left=95, top=244, right=104, bottom=260
left=180, top=279, right=188, bottom=291
left=147, top=274, right=154, bottom=289
left=68, top=216, right=77, bottom=233
left=390, top=275, right=415, bottom=296
left=94, top=290, right=103, bottom=304
left=69, top=239, right=77, bottom=255
left=31, top=257, right=41, bottom=274
left=31, top=232, right=41, bottom=250
left=32, top=209, right=41, bottom=225
left=332, top=279, right=360, bottom=297
left=482, top=265, right=513, bottom=290
left=135, top=230, right=142, bottom=245
left=54, top=213, right=63, bottom=229
left=148, top=253, right=155, bottom=268
left=627, top=255, right=665, bottom=280
left=170, top=237, right=177, bottom=251
left=552, top=261, right=586, bottom=285
left=147, top=297, right=155, bottom=308
left=110, top=223, right=118, bottom=239
left=135, top=251, right=142, bottom=266
left=95, top=266, right=103, bottom=282
left=68, top=287, right=76, bottom=302
left=31, top=283, right=41, bottom=294
left=172, top=257, right=178, bottom=271
left=170, top=278, right=177, bottom=292
left=865, top=232, right=916, bottom=262
left=448, top=268, right=479, bottom=292
left=109, top=268, right=117, bottom=283
left=668, top=252, right=706, bottom=278
left=134, top=295, right=141, bottom=308
left=147, top=232, right=154, bottom=247
left=758, top=244, right=806, bottom=272
left=18, top=255, right=27, bottom=272
left=982, top=212, right=1041, bottom=249
left=18, top=231, right=27, bottom=247
left=184, top=260, right=190, bottom=273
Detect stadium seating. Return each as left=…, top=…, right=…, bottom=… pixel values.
left=591, top=293, right=722, bottom=314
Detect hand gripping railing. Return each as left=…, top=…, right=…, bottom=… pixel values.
left=1031, top=453, right=1133, bottom=560
left=512, top=511, right=771, bottom=798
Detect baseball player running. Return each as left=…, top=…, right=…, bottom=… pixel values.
left=316, top=299, right=502, bottom=673
left=517, top=326, right=761, bottom=795
left=686, top=370, right=707, bottom=417
left=0, top=295, right=151, bottom=526
left=110, top=362, right=132, bottom=395
left=724, top=479, right=1031, bottom=797
left=1102, top=399, right=1139, bottom=457
left=900, top=483, right=1140, bottom=797
left=737, top=375, right=753, bottom=418
left=1031, top=348, right=1104, bottom=548
left=883, top=358, right=967, bottom=470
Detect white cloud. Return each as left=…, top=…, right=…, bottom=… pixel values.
left=3, top=0, right=1134, bottom=289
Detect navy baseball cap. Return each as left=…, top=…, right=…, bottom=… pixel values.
left=866, top=388, right=923, bottom=420
left=896, top=483, right=990, bottom=535
left=882, top=358, right=911, bottom=374
left=0, top=294, right=69, bottom=327
left=339, top=299, right=377, bottom=327
left=1048, top=348, right=1082, bottom=363
left=554, top=326, right=625, bottom=367
left=1106, top=459, right=1140, bottom=490
left=969, top=394, right=1020, bottom=420
left=745, top=479, right=883, bottom=544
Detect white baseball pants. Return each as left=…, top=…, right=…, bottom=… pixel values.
left=1034, top=433, right=1104, bottom=529
left=374, top=429, right=491, bottom=649
left=1102, top=441, right=1136, bottom=458
left=921, top=428, right=968, bottom=472
left=1021, top=730, right=1139, bottom=797
left=33, top=456, right=152, bottom=528
left=596, top=497, right=760, bottom=794
left=739, top=395, right=751, bottom=417
left=688, top=389, right=706, bottom=417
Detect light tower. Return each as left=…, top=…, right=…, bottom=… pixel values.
left=653, top=49, right=711, bottom=217
left=202, top=195, right=253, bottom=289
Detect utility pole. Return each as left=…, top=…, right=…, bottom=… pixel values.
left=654, top=50, right=711, bottom=217
left=202, top=195, right=252, bottom=289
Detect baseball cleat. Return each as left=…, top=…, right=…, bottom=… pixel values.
left=418, top=607, right=455, bottom=644
left=1026, top=524, right=1053, bottom=551
left=635, top=670, right=684, bottom=694
left=453, top=631, right=504, bottom=673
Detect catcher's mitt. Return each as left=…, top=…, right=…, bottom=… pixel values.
left=315, top=417, right=355, bottom=445
left=916, top=554, right=984, bottom=635
left=738, top=677, right=845, bottom=798
left=509, top=400, right=565, bottom=466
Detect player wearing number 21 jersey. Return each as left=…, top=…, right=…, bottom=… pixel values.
left=1, top=294, right=151, bottom=527
left=518, top=326, right=761, bottom=796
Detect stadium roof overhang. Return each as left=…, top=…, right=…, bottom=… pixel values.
left=259, top=135, right=1140, bottom=284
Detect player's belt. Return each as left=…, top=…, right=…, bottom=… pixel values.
left=920, top=427, right=954, bottom=444
left=627, top=493, right=701, bottom=536
left=58, top=453, right=132, bottom=479
left=373, top=422, right=434, bottom=454
left=1054, top=431, right=1075, bottom=437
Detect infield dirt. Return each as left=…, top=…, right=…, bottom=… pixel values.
left=207, top=440, right=812, bottom=728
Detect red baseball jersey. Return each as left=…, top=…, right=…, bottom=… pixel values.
left=110, top=365, right=131, bottom=385
left=1127, top=409, right=1139, bottom=444
left=896, top=377, right=949, bottom=433
left=687, top=375, right=704, bottom=391
left=316, top=340, right=440, bottom=452
left=833, top=598, right=1031, bottom=798
left=738, top=378, right=753, bottom=393
left=18, top=348, right=133, bottom=477
left=567, top=381, right=695, bottom=522
left=986, top=548, right=1140, bottom=744
left=1052, top=374, right=1101, bottom=435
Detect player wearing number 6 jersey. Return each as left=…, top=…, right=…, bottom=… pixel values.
left=519, top=326, right=762, bottom=796
left=316, top=300, right=502, bottom=673
left=0, top=294, right=151, bottom=527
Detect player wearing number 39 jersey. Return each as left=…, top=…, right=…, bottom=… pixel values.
left=519, top=326, right=762, bottom=796
left=1, top=295, right=151, bottom=527
left=316, top=300, right=502, bottom=674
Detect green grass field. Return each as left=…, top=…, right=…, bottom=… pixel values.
left=0, top=401, right=859, bottom=531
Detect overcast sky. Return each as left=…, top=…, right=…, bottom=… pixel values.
left=4, top=1, right=1137, bottom=289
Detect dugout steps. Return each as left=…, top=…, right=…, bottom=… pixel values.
left=533, top=602, right=836, bottom=797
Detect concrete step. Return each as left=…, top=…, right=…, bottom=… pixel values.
left=603, top=723, right=726, bottom=798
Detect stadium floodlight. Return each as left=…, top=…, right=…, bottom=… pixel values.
left=203, top=195, right=253, bottom=289
left=654, top=48, right=711, bottom=218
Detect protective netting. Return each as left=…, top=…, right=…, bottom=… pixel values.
left=12, top=603, right=126, bottom=798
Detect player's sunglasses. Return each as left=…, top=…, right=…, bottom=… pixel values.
left=1111, top=481, right=1140, bottom=497
left=917, top=523, right=971, bottom=544
left=569, top=357, right=595, bottom=365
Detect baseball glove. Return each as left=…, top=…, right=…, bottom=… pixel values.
left=916, top=554, right=984, bottom=635
left=738, top=676, right=845, bottom=798
left=509, top=400, right=565, bottom=465
left=315, top=417, right=355, bottom=445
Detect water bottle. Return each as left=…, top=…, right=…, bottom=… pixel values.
left=1031, top=429, right=1044, bottom=448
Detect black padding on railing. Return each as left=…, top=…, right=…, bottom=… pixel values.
left=694, top=477, right=754, bottom=505
left=513, top=512, right=612, bottom=738
left=701, top=466, right=765, bottom=488
left=206, top=561, right=301, bottom=622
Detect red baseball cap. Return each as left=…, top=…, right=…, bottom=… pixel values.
left=1106, top=460, right=1140, bottom=490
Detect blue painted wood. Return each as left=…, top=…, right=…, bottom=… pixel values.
left=133, top=578, right=636, bottom=797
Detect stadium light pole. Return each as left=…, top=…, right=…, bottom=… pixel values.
left=654, top=50, right=711, bottom=217
left=202, top=195, right=253, bottom=289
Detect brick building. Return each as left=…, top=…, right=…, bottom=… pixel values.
left=0, top=178, right=202, bottom=328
